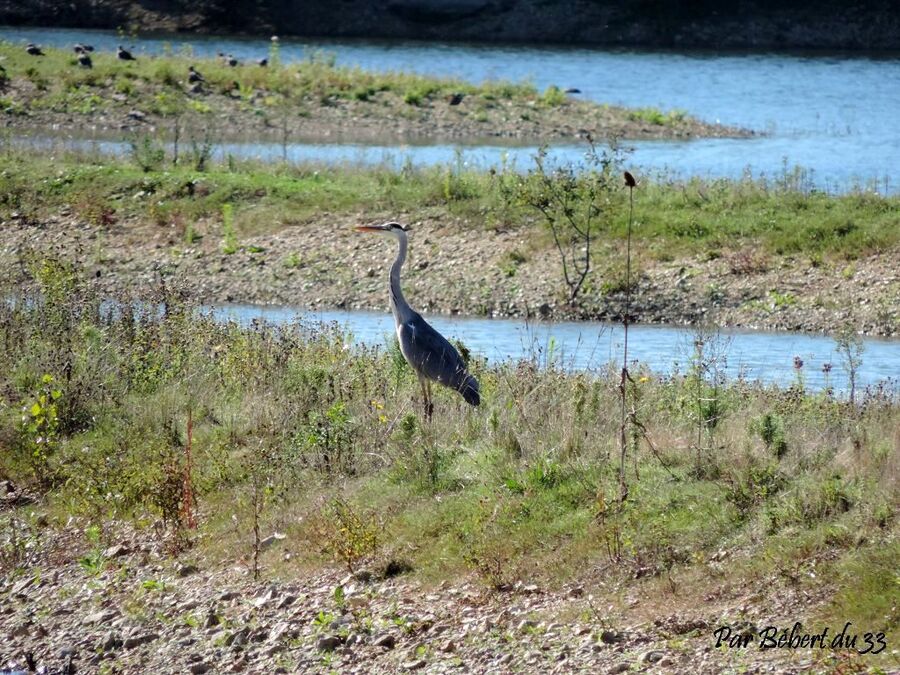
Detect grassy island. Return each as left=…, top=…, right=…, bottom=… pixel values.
left=0, top=42, right=750, bottom=142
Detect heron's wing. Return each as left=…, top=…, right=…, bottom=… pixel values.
left=400, top=314, right=469, bottom=388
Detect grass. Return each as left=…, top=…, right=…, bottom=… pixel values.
left=0, top=41, right=534, bottom=112
left=0, top=262, right=897, bottom=666
left=0, top=40, right=698, bottom=140
left=0, top=147, right=897, bottom=262
left=627, top=106, right=688, bottom=126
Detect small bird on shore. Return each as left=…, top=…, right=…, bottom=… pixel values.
left=355, top=222, right=480, bottom=420
left=257, top=57, right=268, bottom=67
left=77, top=52, right=93, bottom=69
left=564, top=87, right=581, bottom=94
left=188, top=65, right=205, bottom=83
left=25, top=43, right=44, bottom=56
left=117, top=45, right=136, bottom=61
left=218, top=52, right=239, bottom=67
left=448, top=92, right=464, bottom=106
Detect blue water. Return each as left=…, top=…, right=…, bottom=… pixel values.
left=209, top=305, right=899, bottom=395
left=2, top=27, right=900, bottom=191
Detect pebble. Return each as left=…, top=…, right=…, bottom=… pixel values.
left=123, top=633, right=159, bottom=649
left=178, top=563, right=200, bottom=577
left=83, top=610, right=118, bottom=625
left=599, top=629, right=623, bottom=644
left=373, top=633, right=396, bottom=649
left=402, top=659, right=427, bottom=670
left=317, top=635, right=343, bottom=651
left=641, top=649, right=666, bottom=664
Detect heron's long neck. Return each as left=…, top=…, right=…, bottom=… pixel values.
left=390, top=232, right=414, bottom=324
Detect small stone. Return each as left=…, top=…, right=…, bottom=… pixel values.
left=219, top=591, right=240, bottom=602
left=84, top=610, right=118, bottom=626
left=641, top=650, right=665, bottom=664
left=100, top=631, right=123, bottom=651
left=373, top=634, right=396, bottom=649
left=189, top=662, right=211, bottom=674
left=103, top=543, right=130, bottom=558
left=11, top=577, right=35, bottom=595
left=316, top=635, right=343, bottom=651
left=259, top=532, right=286, bottom=550
left=440, top=640, right=456, bottom=652
left=498, top=653, right=513, bottom=665
left=328, top=614, right=352, bottom=630
left=178, top=563, right=199, bottom=577
left=402, top=660, right=427, bottom=671
left=124, top=633, right=159, bottom=649
left=599, top=630, right=623, bottom=644
left=226, top=627, right=250, bottom=647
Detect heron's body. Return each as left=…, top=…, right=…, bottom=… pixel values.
left=357, top=222, right=479, bottom=416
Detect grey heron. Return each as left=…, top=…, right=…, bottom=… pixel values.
left=356, top=222, right=480, bottom=419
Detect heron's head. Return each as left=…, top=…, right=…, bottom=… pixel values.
left=355, top=222, right=408, bottom=238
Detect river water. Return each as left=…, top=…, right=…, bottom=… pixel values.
left=2, top=27, right=900, bottom=191
left=2, top=27, right=898, bottom=390
left=209, top=305, right=899, bottom=395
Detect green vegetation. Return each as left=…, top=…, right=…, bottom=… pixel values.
left=0, top=41, right=533, bottom=118
left=627, top=106, right=688, bottom=126
left=0, top=147, right=897, bottom=263
left=0, top=262, right=897, bottom=666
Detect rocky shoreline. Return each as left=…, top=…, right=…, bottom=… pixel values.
left=0, top=513, right=838, bottom=675
left=2, top=211, right=897, bottom=338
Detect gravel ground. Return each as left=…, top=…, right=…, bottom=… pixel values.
left=0, top=505, right=863, bottom=675
left=1, top=212, right=897, bottom=337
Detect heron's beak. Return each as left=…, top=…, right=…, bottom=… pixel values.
left=355, top=225, right=386, bottom=233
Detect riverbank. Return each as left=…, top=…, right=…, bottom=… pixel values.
left=2, top=264, right=898, bottom=675
left=0, top=0, right=898, bottom=50
left=0, top=272, right=897, bottom=675
left=0, top=151, right=897, bottom=337
left=0, top=43, right=748, bottom=143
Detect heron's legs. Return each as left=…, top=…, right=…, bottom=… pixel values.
left=419, top=377, right=434, bottom=422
